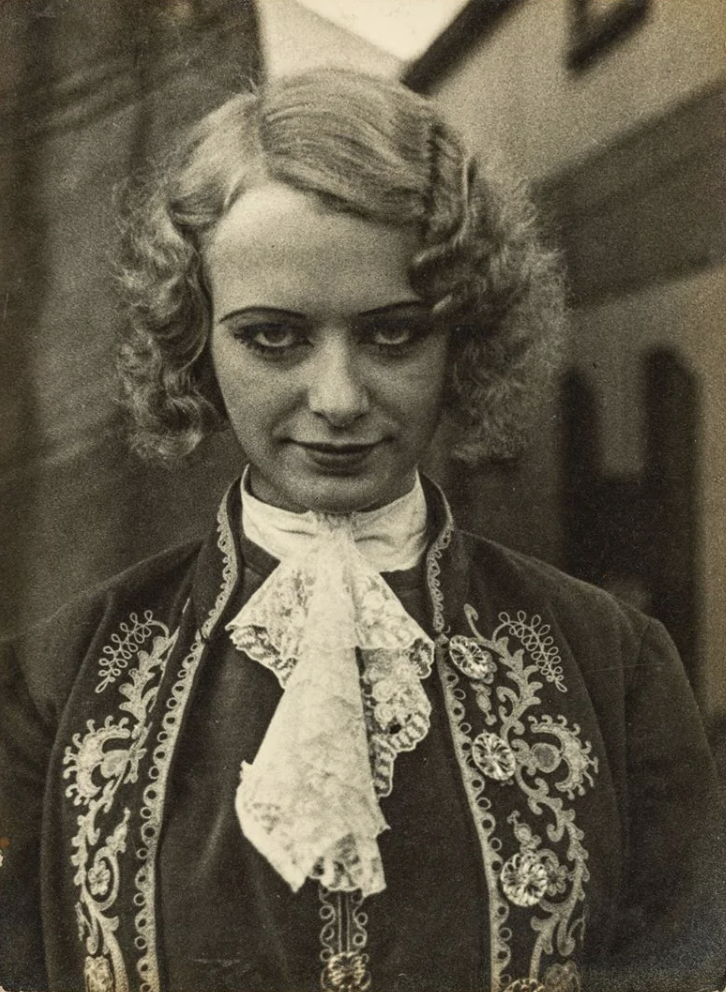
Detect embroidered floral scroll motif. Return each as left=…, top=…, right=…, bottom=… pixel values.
left=96, top=612, right=173, bottom=694
left=498, top=611, right=566, bottom=692
left=441, top=607, right=598, bottom=989
left=63, top=615, right=178, bottom=992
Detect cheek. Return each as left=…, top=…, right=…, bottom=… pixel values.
left=384, top=371, right=446, bottom=444
left=213, top=357, right=298, bottom=444
left=211, top=350, right=255, bottom=421
left=398, top=344, right=450, bottom=427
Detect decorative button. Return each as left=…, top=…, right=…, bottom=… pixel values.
left=448, top=635, right=496, bottom=681
left=84, top=956, right=114, bottom=992
left=472, top=731, right=516, bottom=781
left=503, top=980, right=546, bottom=992
left=500, top=851, right=548, bottom=907
left=543, top=960, right=582, bottom=992
left=321, top=951, right=372, bottom=992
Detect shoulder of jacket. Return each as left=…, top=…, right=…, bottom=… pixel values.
left=21, top=539, right=201, bottom=637
left=3, top=540, right=200, bottom=677
left=459, top=529, right=651, bottom=636
left=2, top=540, right=203, bottom=720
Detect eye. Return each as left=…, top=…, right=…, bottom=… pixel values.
left=229, top=320, right=308, bottom=357
left=359, top=312, right=433, bottom=355
left=369, top=322, right=418, bottom=348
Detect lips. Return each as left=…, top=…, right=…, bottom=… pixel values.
left=291, top=439, right=383, bottom=470
left=296, top=441, right=379, bottom=454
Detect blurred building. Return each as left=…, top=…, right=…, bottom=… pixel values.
left=405, top=0, right=726, bottom=726
left=0, top=0, right=261, bottom=637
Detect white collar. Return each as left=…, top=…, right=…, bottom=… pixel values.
left=240, top=468, right=429, bottom=572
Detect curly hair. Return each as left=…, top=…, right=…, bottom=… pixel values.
left=117, top=68, right=566, bottom=464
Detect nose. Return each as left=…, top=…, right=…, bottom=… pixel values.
left=307, top=333, right=369, bottom=428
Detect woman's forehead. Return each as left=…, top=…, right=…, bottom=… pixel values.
left=205, top=183, right=422, bottom=317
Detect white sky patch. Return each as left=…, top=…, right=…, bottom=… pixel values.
left=294, top=0, right=470, bottom=61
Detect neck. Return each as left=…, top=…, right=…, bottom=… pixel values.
left=240, top=469, right=429, bottom=572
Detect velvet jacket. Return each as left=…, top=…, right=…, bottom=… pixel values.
left=1, top=478, right=725, bottom=992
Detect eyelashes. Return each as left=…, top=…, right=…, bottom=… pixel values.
left=232, top=322, right=302, bottom=354
left=229, top=317, right=435, bottom=360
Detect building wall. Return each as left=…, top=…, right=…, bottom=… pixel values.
left=432, top=0, right=726, bottom=181
left=427, top=0, right=726, bottom=720
left=0, top=0, right=261, bottom=637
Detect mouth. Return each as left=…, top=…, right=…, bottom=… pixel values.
left=292, top=439, right=382, bottom=469
left=296, top=441, right=379, bottom=454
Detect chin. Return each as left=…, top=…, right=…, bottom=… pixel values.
left=248, top=458, right=416, bottom=514
left=299, top=484, right=382, bottom=515
left=289, top=474, right=404, bottom=515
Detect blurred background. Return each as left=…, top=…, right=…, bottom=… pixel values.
left=1, top=0, right=724, bottom=751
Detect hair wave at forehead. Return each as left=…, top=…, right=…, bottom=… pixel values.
left=117, top=68, right=566, bottom=465
left=172, top=70, right=439, bottom=229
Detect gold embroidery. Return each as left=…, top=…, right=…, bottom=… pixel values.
left=424, top=505, right=454, bottom=637
left=502, top=961, right=582, bottom=992
left=472, top=730, right=517, bottom=782
left=201, top=490, right=237, bottom=640
left=96, top=612, right=172, bottom=694
left=136, top=499, right=238, bottom=991
left=498, top=611, right=566, bottom=692
left=134, top=632, right=206, bottom=992
left=542, top=960, right=581, bottom=991
left=64, top=489, right=240, bottom=990
left=85, top=954, right=116, bottom=992
left=63, top=615, right=177, bottom=992
left=449, top=634, right=497, bottom=682
left=442, top=606, right=598, bottom=987
left=438, top=655, right=512, bottom=990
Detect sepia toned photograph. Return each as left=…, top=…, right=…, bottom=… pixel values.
left=1, top=1, right=725, bottom=990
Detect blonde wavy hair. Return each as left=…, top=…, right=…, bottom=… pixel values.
left=117, top=68, right=566, bottom=464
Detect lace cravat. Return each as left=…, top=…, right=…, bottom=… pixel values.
left=227, top=478, right=435, bottom=897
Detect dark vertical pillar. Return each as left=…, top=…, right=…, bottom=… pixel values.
left=561, top=370, right=602, bottom=582
left=644, top=348, right=699, bottom=688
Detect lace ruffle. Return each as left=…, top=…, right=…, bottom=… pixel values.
left=228, top=515, right=434, bottom=897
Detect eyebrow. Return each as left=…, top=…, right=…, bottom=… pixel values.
left=357, top=301, right=428, bottom=318
left=219, top=301, right=428, bottom=324
left=219, top=306, right=307, bottom=323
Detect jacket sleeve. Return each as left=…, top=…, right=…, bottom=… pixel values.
left=600, top=618, right=726, bottom=992
left=0, top=637, right=53, bottom=991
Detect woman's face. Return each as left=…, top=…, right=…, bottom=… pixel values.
left=206, top=182, right=450, bottom=514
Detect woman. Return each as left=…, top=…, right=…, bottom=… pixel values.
left=0, top=69, right=724, bottom=992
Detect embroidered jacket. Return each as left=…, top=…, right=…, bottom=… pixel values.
left=1, top=478, right=724, bottom=992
